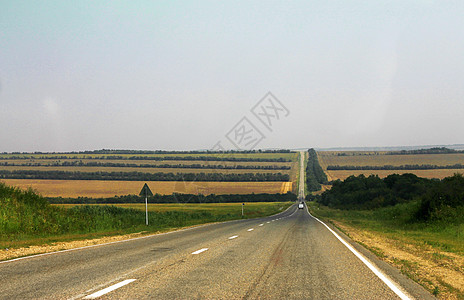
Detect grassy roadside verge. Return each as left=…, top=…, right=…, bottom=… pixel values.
left=308, top=201, right=464, bottom=299
left=0, top=182, right=292, bottom=258
left=4, top=202, right=291, bottom=250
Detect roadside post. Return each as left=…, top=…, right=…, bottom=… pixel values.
left=139, top=183, right=153, bottom=225
left=242, top=203, right=244, bottom=217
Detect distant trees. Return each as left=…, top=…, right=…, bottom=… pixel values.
left=1, top=149, right=293, bottom=155
left=70, top=149, right=292, bottom=155
left=0, top=155, right=291, bottom=162
left=0, top=170, right=290, bottom=182
left=386, top=147, right=464, bottom=155
left=306, top=149, right=328, bottom=192
left=0, top=161, right=290, bottom=170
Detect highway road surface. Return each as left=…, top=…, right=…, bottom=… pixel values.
left=0, top=153, right=433, bottom=299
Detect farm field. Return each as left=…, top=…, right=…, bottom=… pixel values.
left=326, top=169, right=464, bottom=181
left=0, top=151, right=298, bottom=197
left=317, top=151, right=464, bottom=181
left=0, top=179, right=292, bottom=198
left=0, top=158, right=294, bottom=168
left=318, top=152, right=464, bottom=167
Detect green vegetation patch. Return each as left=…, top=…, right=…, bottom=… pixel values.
left=0, top=182, right=292, bottom=250
left=306, top=148, right=328, bottom=192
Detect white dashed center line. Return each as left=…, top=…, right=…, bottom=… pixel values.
left=259, top=224, right=264, bottom=226
left=191, top=248, right=209, bottom=255
left=247, top=228, right=254, bottom=232
left=83, top=279, right=136, bottom=299
left=228, top=235, right=238, bottom=240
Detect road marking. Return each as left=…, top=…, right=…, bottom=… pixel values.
left=266, top=221, right=270, bottom=224
left=247, top=228, right=254, bottom=232
left=305, top=207, right=411, bottom=300
left=228, top=235, right=238, bottom=240
left=191, top=248, right=209, bottom=255
left=83, top=279, right=136, bottom=299
left=259, top=224, right=264, bottom=226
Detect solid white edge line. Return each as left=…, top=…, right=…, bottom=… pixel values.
left=83, top=279, right=136, bottom=299
left=304, top=205, right=411, bottom=300
left=247, top=228, right=254, bottom=231
left=191, top=248, right=208, bottom=255
left=228, top=235, right=238, bottom=240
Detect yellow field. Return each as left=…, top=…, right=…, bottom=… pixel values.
left=0, top=152, right=298, bottom=197
left=317, top=151, right=464, bottom=181
left=318, top=152, right=464, bottom=168
left=0, top=179, right=292, bottom=198
left=327, top=169, right=464, bottom=181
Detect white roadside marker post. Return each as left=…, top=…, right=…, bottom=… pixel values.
left=145, top=194, right=148, bottom=226
left=139, top=183, right=153, bottom=226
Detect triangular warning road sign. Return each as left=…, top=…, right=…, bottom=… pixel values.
left=139, top=183, right=153, bottom=197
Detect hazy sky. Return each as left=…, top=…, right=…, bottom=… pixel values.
left=1, top=1, right=463, bottom=152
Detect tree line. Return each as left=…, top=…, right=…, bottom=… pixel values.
left=386, top=147, right=464, bottom=155
left=306, top=149, right=328, bottom=192
left=0, top=155, right=290, bottom=162
left=0, top=161, right=290, bottom=170
left=48, top=192, right=297, bottom=204
left=4, top=149, right=293, bottom=155
left=327, top=164, right=464, bottom=170
left=0, top=170, right=290, bottom=182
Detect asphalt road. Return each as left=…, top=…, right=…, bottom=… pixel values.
left=0, top=153, right=434, bottom=299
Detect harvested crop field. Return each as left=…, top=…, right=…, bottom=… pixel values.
left=318, top=152, right=464, bottom=167
left=0, top=179, right=292, bottom=198
left=317, top=151, right=464, bottom=181
left=0, top=165, right=291, bottom=175
left=0, top=151, right=298, bottom=196
left=326, top=169, right=464, bottom=181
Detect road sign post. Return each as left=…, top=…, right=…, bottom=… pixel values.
left=139, top=183, right=153, bottom=225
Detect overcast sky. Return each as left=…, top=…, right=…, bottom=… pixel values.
left=1, top=1, right=463, bottom=152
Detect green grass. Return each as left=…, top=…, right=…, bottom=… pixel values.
left=0, top=182, right=292, bottom=250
